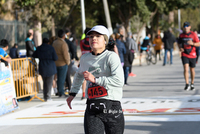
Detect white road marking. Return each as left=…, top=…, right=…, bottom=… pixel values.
left=1, top=96, right=200, bottom=126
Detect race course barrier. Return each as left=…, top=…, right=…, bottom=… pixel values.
left=11, top=58, right=44, bottom=102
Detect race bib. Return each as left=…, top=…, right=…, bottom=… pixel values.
left=88, top=82, right=108, bottom=99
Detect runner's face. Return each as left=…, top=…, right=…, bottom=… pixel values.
left=89, top=32, right=105, bottom=51
left=184, top=25, right=191, bottom=33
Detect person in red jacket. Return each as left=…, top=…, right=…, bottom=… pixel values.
left=178, top=22, right=200, bottom=91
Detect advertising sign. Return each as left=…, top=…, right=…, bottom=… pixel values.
left=0, top=64, right=18, bottom=116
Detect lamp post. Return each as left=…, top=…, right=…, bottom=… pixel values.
left=102, top=0, right=113, bottom=35
left=178, top=9, right=181, bottom=32
left=80, top=0, right=86, bottom=34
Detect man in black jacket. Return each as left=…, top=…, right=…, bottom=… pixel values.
left=32, top=38, right=58, bottom=101
left=162, top=28, right=176, bottom=66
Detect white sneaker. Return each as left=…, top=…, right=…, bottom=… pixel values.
left=190, top=84, right=195, bottom=91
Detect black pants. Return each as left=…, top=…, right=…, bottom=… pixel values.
left=155, top=50, right=161, bottom=60
left=65, top=62, right=72, bottom=91
left=129, top=52, right=135, bottom=73
left=42, top=75, right=54, bottom=101
left=84, top=99, right=124, bottom=134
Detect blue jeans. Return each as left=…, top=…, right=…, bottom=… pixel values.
left=57, top=64, right=68, bottom=96
left=123, top=66, right=130, bottom=84
left=163, top=49, right=173, bottom=65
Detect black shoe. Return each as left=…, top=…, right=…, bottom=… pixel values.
left=55, top=93, right=59, bottom=96
left=184, top=84, right=190, bottom=91
left=81, top=96, right=86, bottom=100
left=163, top=64, right=165, bottom=66
left=59, top=94, right=68, bottom=98
left=190, top=84, right=195, bottom=91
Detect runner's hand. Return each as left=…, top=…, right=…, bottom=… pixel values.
left=83, top=71, right=95, bottom=83
left=187, top=40, right=194, bottom=46
left=66, top=96, right=74, bottom=109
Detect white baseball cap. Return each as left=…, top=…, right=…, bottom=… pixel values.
left=86, top=25, right=110, bottom=38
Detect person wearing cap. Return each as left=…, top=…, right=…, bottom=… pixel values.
left=178, top=22, right=200, bottom=91
left=67, top=25, right=124, bottom=134
left=32, top=38, right=58, bottom=101
left=52, top=29, right=71, bottom=97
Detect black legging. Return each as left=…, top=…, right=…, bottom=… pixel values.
left=84, top=101, right=124, bottom=134
left=155, top=50, right=161, bottom=60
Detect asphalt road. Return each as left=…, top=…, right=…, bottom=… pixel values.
left=1, top=54, right=200, bottom=134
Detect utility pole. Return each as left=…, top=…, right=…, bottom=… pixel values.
left=80, top=0, right=86, bottom=33
left=178, top=9, right=181, bottom=32
left=102, top=0, right=113, bottom=35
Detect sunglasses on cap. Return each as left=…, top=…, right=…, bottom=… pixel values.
left=184, top=25, right=189, bottom=28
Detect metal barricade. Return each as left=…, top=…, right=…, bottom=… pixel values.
left=11, top=58, right=44, bottom=102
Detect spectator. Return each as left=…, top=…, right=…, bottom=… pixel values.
left=126, top=32, right=137, bottom=77
left=162, top=28, right=176, bottom=66
left=64, top=28, right=76, bottom=93
left=79, top=27, right=91, bottom=100
left=116, top=33, right=126, bottom=66
left=153, top=34, right=163, bottom=61
left=52, top=29, right=70, bottom=97
left=9, top=43, right=19, bottom=58
left=49, top=36, right=58, bottom=95
left=123, top=43, right=133, bottom=85
left=49, top=36, right=57, bottom=46
left=107, top=34, right=119, bottom=55
left=0, top=39, right=11, bottom=67
left=25, top=32, right=36, bottom=57
left=32, top=38, right=58, bottom=101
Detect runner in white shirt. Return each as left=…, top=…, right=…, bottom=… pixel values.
left=67, top=25, right=124, bottom=134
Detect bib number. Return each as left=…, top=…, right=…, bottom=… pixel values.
left=88, top=82, right=108, bottom=99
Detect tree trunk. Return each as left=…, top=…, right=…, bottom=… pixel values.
left=33, top=21, right=42, bottom=47
left=168, top=11, right=174, bottom=27
left=136, top=7, right=158, bottom=45
left=136, top=23, right=146, bottom=45
left=51, top=17, right=55, bottom=36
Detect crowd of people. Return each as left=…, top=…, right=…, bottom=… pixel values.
left=0, top=22, right=200, bottom=133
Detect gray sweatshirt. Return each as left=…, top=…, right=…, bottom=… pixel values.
left=70, top=50, right=124, bottom=101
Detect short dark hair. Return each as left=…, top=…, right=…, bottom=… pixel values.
left=14, top=43, right=18, bottom=48
left=0, top=39, right=9, bottom=48
left=58, top=29, right=65, bottom=38
left=65, top=28, right=71, bottom=33
left=42, top=38, right=49, bottom=44
left=27, top=32, right=32, bottom=38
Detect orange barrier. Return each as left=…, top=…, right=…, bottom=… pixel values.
left=11, top=58, right=44, bottom=102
